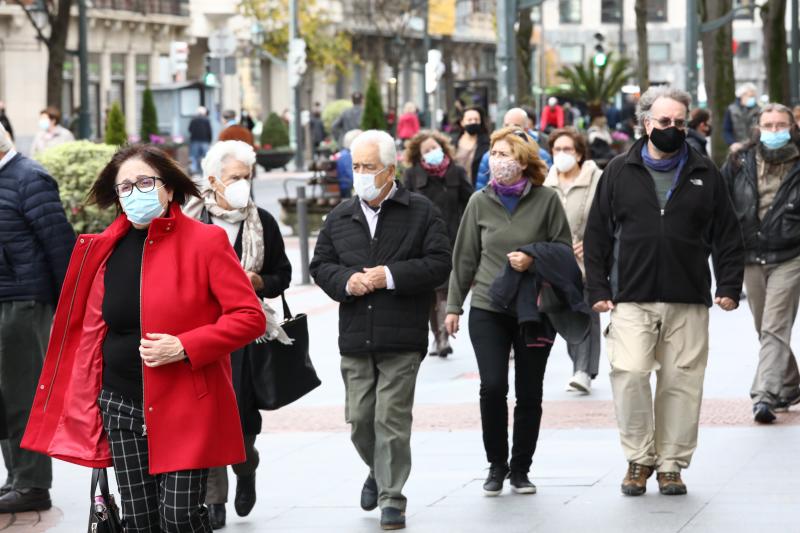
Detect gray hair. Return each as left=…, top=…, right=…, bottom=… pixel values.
left=201, top=140, right=256, bottom=180
left=342, top=129, right=363, bottom=150
left=756, top=103, right=796, bottom=127
left=735, top=82, right=758, bottom=98
left=350, top=130, right=396, bottom=167
left=0, top=122, right=12, bottom=153
left=636, top=86, right=691, bottom=127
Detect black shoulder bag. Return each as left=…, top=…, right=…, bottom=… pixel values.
left=87, top=468, right=123, bottom=533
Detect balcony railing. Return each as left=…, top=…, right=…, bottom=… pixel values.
left=90, top=0, right=189, bottom=17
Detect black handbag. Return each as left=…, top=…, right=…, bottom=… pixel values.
left=250, top=293, right=321, bottom=410
left=87, top=468, right=123, bottom=533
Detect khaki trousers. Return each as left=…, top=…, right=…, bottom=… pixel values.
left=744, top=255, right=800, bottom=405
left=605, top=302, right=709, bottom=473
left=341, top=352, right=420, bottom=511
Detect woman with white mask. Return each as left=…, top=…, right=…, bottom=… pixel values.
left=543, top=128, right=603, bottom=394
left=198, top=140, right=292, bottom=529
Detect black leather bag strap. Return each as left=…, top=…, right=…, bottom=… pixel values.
left=91, top=468, right=112, bottom=502
left=280, top=292, right=293, bottom=320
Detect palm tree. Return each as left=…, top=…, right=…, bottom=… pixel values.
left=555, top=53, right=634, bottom=119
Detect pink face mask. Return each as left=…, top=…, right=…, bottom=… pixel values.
left=489, top=157, right=523, bottom=184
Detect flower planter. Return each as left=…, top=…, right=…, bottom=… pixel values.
left=256, top=150, right=295, bottom=172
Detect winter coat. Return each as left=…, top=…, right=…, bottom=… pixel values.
left=451, top=132, right=490, bottom=186
left=584, top=137, right=744, bottom=307
left=309, top=184, right=452, bottom=356
left=0, top=152, right=74, bottom=304
left=22, top=203, right=266, bottom=474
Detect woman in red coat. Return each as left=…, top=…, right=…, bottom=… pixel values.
left=22, top=145, right=266, bottom=531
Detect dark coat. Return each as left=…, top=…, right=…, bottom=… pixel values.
left=488, top=241, right=590, bottom=345
left=403, top=162, right=473, bottom=246
left=584, top=137, right=744, bottom=307
left=310, top=184, right=452, bottom=356
left=188, top=116, right=213, bottom=143
left=451, top=132, right=490, bottom=186
left=202, top=207, right=292, bottom=434
left=0, top=153, right=75, bottom=304
left=721, top=145, right=800, bottom=265
left=686, top=128, right=709, bottom=157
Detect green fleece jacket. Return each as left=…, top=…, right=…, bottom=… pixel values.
left=446, top=183, right=572, bottom=315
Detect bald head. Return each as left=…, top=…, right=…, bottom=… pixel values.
left=503, top=108, right=529, bottom=130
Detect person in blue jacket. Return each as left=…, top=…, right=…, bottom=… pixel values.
left=475, top=108, right=552, bottom=190
left=336, top=129, right=362, bottom=198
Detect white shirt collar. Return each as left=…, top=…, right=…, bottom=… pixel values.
left=0, top=150, right=17, bottom=172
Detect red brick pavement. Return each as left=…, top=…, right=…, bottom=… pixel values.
left=262, top=398, right=800, bottom=433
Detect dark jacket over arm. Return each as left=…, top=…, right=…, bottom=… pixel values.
left=310, top=185, right=452, bottom=355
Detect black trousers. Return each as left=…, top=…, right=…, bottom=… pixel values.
left=468, top=308, right=552, bottom=473
left=98, top=389, right=212, bottom=532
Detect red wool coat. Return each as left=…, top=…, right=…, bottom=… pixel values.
left=21, top=203, right=266, bottom=474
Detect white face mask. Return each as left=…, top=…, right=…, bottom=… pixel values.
left=353, top=167, right=389, bottom=202
left=220, top=179, right=251, bottom=209
left=553, top=152, right=578, bottom=173
left=38, top=118, right=51, bottom=131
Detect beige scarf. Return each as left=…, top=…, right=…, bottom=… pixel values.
left=201, top=187, right=265, bottom=274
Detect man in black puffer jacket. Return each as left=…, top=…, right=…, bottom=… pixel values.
left=310, top=130, right=451, bottom=531
left=0, top=122, right=74, bottom=513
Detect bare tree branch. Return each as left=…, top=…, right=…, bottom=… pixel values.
left=12, top=0, right=52, bottom=46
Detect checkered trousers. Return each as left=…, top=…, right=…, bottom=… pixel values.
left=98, top=389, right=212, bottom=532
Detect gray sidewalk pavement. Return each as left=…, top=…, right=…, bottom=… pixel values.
left=1, top=176, right=799, bottom=531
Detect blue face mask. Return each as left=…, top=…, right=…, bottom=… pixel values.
left=745, top=97, right=757, bottom=108
left=423, top=148, right=445, bottom=166
left=760, top=129, right=792, bottom=150
left=120, top=188, right=166, bottom=225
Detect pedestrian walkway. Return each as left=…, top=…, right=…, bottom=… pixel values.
left=3, top=280, right=800, bottom=531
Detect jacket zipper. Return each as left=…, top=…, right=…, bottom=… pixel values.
left=140, top=238, right=147, bottom=437
left=44, top=239, right=93, bottom=412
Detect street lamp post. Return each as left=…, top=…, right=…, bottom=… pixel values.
left=791, top=0, right=800, bottom=106
left=289, top=0, right=304, bottom=170
left=78, top=0, right=90, bottom=140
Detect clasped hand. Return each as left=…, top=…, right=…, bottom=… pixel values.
left=140, top=333, right=186, bottom=368
left=347, top=266, right=388, bottom=296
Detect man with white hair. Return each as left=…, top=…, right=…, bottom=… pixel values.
left=310, top=130, right=451, bottom=530
left=0, top=121, right=74, bottom=513
left=723, top=82, right=760, bottom=152
left=584, top=86, right=744, bottom=498
left=188, top=105, right=212, bottom=175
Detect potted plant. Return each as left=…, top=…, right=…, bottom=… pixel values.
left=256, top=112, right=295, bottom=171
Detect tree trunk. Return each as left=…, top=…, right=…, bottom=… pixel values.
left=699, top=0, right=736, bottom=167
left=45, top=0, right=72, bottom=109
left=442, top=36, right=455, bottom=130
left=634, top=0, right=649, bottom=92
left=761, top=0, right=790, bottom=103
left=515, top=7, right=533, bottom=106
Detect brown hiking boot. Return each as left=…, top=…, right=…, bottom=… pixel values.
left=621, top=463, right=653, bottom=496
left=657, top=471, right=687, bottom=495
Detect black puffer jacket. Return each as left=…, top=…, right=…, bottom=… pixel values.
left=721, top=145, right=800, bottom=265
left=310, top=184, right=452, bottom=356
left=0, top=153, right=75, bottom=304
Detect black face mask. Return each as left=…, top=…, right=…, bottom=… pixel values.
left=464, top=123, right=482, bottom=136
left=649, top=126, right=686, bottom=153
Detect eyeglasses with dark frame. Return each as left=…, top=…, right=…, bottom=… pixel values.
left=649, top=116, right=687, bottom=130
left=114, top=175, right=164, bottom=198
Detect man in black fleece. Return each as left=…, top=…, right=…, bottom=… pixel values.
left=584, top=86, right=744, bottom=498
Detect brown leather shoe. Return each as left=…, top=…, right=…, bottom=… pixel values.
left=657, top=471, right=687, bottom=495
left=621, top=463, right=653, bottom=496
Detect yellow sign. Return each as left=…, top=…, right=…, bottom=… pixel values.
left=428, top=0, right=456, bottom=36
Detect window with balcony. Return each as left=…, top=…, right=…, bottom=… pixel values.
left=601, top=0, right=621, bottom=23
left=647, top=0, right=667, bottom=22
left=559, top=0, right=581, bottom=24
left=648, top=43, right=670, bottom=63
left=559, top=44, right=584, bottom=64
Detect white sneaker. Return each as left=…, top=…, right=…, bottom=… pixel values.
left=568, top=371, right=592, bottom=394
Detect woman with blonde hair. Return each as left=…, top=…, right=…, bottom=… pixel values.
left=445, top=127, right=572, bottom=496
left=403, top=130, right=473, bottom=357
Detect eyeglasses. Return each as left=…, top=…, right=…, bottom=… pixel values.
left=552, top=146, right=576, bottom=154
left=114, top=175, right=164, bottom=198
left=512, top=130, right=529, bottom=142
left=649, top=116, right=687, bottom=130
left=760, top=122, right=792, bottom=131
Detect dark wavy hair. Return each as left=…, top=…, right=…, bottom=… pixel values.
left=547, top=128, right=589, bottom=165
left=88, top=144, right=200, bottom=209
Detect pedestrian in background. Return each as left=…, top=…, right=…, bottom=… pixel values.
left=475, top=108, right=552, bottom=190
left=396, top=102, right=421, bottom=145
left=723, top=82, right=760, bottom=153
left=188, top=106, right=213, bottom=176
left=540, top=97, right=565, bottom=133
left=198, top=141, right=292, bottom=529
left=219, top=110, right=254, bottom=147
left=585, top=86, right=744, bottom=498
left=332, top=92, right=364, bottom=146
left=793, top=105, right=800, bottom=128
left=336, top=129, right=362, bottom=198
left=445, top=127, right=572, bottom=497
left=240, top=110, right=255, bottom=131
left=22, top=145, right=266, bottom=530
left=451, top=105, right=490, bottom=186
left=0, top=121, right=74, bottom=513
left=310, top=130, right=451, bottom=530
left=544, top=128, right=603, bottom=394
left=30, top=107, right=74, bottom=157
left=721, top=103, right=800, bottom=424
left=309, top=109, right=327, bottom=155
left=403, top=130, right=472, bottom=357
left=0, top=102, right=13, bottom=141
left=687, top=108, right=711, bottom=158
